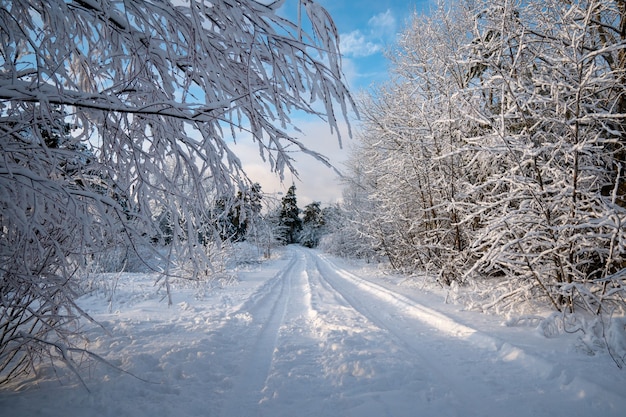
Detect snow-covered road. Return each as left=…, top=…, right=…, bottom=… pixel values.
left=1, top=246, right=625, bottom=416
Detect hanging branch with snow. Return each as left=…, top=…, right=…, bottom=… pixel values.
left=0, top=0, right=354, bottom=385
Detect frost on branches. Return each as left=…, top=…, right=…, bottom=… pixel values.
left=0, top=0, right=353, bottom=384
left=340, top=0, right=625, bottom=318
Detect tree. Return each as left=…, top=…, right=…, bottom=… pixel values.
left=256, top=193, right=285, bottom=258
left=278, top=185, right=302, bottom=244
left=340, top=1, right=477, bottom=277
left=0, top=0, right=353, bottom=385
left=459, top=0, right=626, bottom=313
left=214, top=183, right=263, bottom=242
left=343, top=0, right=625, bottom=314
left=300, top=201, right=324, bottom=248
left=231, top=183, right=263, bottom=242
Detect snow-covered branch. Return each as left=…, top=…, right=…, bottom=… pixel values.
left=0, top=0, right=354, bottom=385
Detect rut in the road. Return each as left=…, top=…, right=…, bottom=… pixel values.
left=216, top=247, right=624, bottom=417
left=219, top=247, right=490, bottom=415
left=218, top=253, right=298, bottom=417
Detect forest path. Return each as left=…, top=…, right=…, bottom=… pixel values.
left=2, top=246, right=625, bottom=417
left=216, top=246, right=624, bottom=417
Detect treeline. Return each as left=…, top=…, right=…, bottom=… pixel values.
left=153, top=183, right=336, bottom=252
left=325, top=0, right=626, bottom=315
left=209, top=184, right=337, bottom=250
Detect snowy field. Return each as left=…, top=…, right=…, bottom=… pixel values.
left=1, top=246, right=625, bottom=417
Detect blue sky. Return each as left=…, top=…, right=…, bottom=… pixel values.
left=238, top=0, right=434, bottom=206
left=316, top=0, right=433, bottom=91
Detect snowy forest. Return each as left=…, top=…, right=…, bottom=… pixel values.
left=1, top=0, right=625, bottom=393
left=325, top=0, right=626, bottom=317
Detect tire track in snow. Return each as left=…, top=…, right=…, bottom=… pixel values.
left=218, top=247, right=625, bottom=416
left=300, top=247, right=482, bottom=413
left=218, top=250, right=300, bottom=417
left=251, top=249, right=346, bottom=416
left=315, top=251, right=497, bottom=347
left=307, top=248, right=626, bottom=416
left=307, top=248, right=571, bottom=415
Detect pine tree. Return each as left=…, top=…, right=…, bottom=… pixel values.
left=300, top=201, right=324, bottom=248
left=278, top=185, right=302, bottom=245
left=212, top=183, right=263, bottom=242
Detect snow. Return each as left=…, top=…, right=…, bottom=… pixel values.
left=1, top=246, right=625, bottom=417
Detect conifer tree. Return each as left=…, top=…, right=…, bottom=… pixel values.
left=300, top=201, right=324, bottom=248
left=278, top=185, right=302, bottom=244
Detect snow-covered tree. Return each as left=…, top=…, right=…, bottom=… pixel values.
left=214, top=183, right=263, bottom=242
left=300, top=201, right=323, bottom=248
left=278, top=184, right=302, bottom=244
left=232, top=183, right=264, bottom=242
left=323, top=146, right=389, bottom=262
left=340, top=2, right=477, bottom=277
left=459, top=0, right=626, bottom=313
left=0, top=0, right=353, bottom=385
left=255, top=196, right=284, bottom=258
left=343, top=0, right=625, bottom=313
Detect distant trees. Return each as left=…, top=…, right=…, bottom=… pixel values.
left=0, top=0, right=353, bottom=385
left=249, top=186, right=336, bottom=249
left=300, top=201, right=324, bottom=248
left=214, top=183, right=263, bottom=243
left=278, top=185, right=302, bottom=244
left=341, top=0, right=626, bottom=314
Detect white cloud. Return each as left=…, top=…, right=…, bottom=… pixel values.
left=340, top=30, right=382, bottom=58
left=340, top=9, right=397, bottom=58
left=368, top=9, right=396, bottom=34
